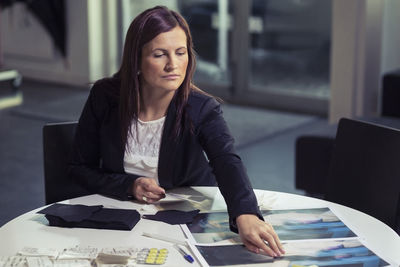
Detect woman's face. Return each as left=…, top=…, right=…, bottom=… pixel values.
left=140, top=26, right=189, bottom=94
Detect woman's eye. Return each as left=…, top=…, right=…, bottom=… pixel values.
left=154, top=54, right=164, bottom=58
left=177, top=51, right=186, bottom=56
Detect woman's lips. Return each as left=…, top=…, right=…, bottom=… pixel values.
left=162, top=74, right=180, bottom=80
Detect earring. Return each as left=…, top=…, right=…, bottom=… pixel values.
left=137, top=70, right=141, bottom=76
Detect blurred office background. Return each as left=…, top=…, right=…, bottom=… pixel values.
left=0, top=0, right=399, bottom=226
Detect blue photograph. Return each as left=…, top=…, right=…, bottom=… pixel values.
left=196, top=239, right=389, bottom=267
left=187, top=208, right=356, bottom=244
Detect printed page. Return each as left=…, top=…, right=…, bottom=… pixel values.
left=182, top=207, right=398, bottom=267
left=191, top=239, right=394, bottom=267
left=182, top=208, right=358, bottom=246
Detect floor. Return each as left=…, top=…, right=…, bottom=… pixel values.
left=0, top=79, right=337, bottom=227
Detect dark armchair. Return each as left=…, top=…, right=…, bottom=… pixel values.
left=43, top=121, right=89, bottom=204
left=295, top=118, right=400, bottom=234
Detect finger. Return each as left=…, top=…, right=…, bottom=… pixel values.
left=249, top=235, right=276, bottom=257
left=242, top=240, right=261, bottom=254
left=145, top=190, right=166, bottom=200
left=243, top=232, right=277, bottom=257
left=143, top=181, right=165, bottom=195
left=135, top=188, right=146, bottom=202
left=133, top=178, right=151, bottom=200
left=142, top=193, right=165, bottom=203
left=143, top=196, right=162, bottom=204
left=267, top=226, right=285, bottom=254
left=260, top=231, right=281, bottom=257
left=262, top=222, right=285, bottom=254
left=279, top=243, right=285, bottom=255
left=135, top=178, right=165, bottom=198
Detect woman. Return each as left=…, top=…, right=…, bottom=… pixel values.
left=69, top=6, right=284, bottom=257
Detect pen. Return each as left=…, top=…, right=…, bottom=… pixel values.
left=142, top=232, right=186, bottom=246
left=142, top=232, right=195, bottom=263
left=173, top=244, right=194, bottom=264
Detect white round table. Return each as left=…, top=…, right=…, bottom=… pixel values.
left=0, top=187, right=399, bottom=266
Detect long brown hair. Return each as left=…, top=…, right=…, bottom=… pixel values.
left=116, top=6, right=197, bottom=147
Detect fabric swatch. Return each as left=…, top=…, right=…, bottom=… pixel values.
left=38, top=203, right=140, bottom=231
left=142, top=209, right=200, bottom=224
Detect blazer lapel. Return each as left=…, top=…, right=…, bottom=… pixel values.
left=106, top=104, right=125, bottom=173
left=158, top=98, right=178, bottom=189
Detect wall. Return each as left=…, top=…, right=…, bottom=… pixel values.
left=1, top=0, right=119, bottom=87
left=380, top=0, right=400, bottom=75
left=121, top=0, right=178, bottom=45
left=329, top=0, right=384, bottom=123
left=87, top=0, right=119, bottom=82
left=1, top=1, right=90, bottom=86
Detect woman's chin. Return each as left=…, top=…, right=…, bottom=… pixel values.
left=161, top=83, right=184, bottom=92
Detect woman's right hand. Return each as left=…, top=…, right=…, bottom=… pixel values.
left=132, top=177, right=166, bottom=203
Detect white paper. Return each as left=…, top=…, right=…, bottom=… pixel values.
left=26, top=256, right=53, bottom=267
left=0, top=256, right=26, bottom=267
left=96, top=247, right=137, bottom=265
left=18, top=247, right=59, bottom=258
left=57, top=246, right=98, bottom=260
left=53, top=259, right=92, bottom=267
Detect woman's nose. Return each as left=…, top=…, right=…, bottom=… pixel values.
left=165, top=56, right=178, bottom=71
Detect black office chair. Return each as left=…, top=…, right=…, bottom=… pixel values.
left=295, top=135, right=335, bottom=198
left=382, top=69, right=400, bottom=118
left=43, top=122, right=90, bottom=204
left=325, top=118, right=400, bottom=233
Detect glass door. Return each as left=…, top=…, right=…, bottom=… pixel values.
left=179, top=0, right=232, bottom=89
left=246, top=0, right=332, bottom=114
left=120, top=0, right=332, bottom=114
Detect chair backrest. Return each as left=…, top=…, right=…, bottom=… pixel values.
left=382, top=69, right=400, bottom=118
left=43, top=122, right=89, bottom=204
left=295, top=135, right=335, bottom=197
left=326, top=118, right=400, bottom=230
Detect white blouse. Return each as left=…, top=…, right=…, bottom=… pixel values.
left=123, top=116, right=166, bottom=184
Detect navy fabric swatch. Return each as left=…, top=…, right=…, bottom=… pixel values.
left=38, top=204, right=102, bottom=222
left=142, top=209, right=200, bottom=224
left=38, top=204, right=140, bottom=231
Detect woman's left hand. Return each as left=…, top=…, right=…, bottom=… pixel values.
left=236, top=214, right=285, bottom=257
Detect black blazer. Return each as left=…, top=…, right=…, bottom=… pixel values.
left=69, top=77, right=261, bottom=224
